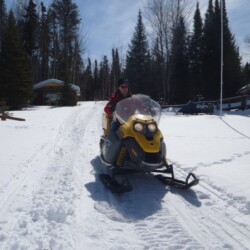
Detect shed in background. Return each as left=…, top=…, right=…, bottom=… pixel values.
left=33, top=79, right=80, bottom=106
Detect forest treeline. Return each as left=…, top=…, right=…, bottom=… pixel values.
left=0, top=0, right=250, bottom=109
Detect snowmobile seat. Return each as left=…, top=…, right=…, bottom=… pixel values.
left=102, top=112, right=112, bottom=136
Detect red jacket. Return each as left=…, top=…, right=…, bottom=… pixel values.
left=104, top=89, right=131, bottom=116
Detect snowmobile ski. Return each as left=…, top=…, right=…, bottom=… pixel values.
left=155, top=172, right=199, bottom=189
left=153, top=164, right=199, bottom=189
left=99, top=174, right=133, bottom=193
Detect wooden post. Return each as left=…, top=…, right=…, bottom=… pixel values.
left=0, top=114, right=25, bottom=121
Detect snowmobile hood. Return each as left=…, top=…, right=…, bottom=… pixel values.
left=118, top=114, right=164, bottom=153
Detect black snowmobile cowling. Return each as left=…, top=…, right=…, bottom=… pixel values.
left=99, top=94, right=199, bottom=193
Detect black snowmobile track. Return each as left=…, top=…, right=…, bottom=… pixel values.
left=99, top=174, right=133, bottom=193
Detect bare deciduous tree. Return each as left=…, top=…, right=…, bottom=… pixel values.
left=144, top=0, right=194, bottom=102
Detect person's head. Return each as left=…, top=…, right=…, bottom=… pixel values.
left=118, top=78, right=129, bottom=97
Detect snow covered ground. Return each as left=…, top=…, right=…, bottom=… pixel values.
left=0, top=101, right=250, bottom=250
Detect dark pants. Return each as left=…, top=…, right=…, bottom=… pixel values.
left=111, top=120, right=120, bottom=132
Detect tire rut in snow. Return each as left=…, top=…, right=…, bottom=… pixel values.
left=0, top=141, right=51, bottom=216
left=165, top=170, right=250, bottom=249
left=133, top=208, right=203, bottom=250
left=130, top=177, right=203, bottom=249
left=0, top=104, right=100, bottom=249
left=24, top=105, right=99, bottom=249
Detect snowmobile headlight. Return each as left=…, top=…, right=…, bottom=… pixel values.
left=148, top=123, right=157, bottom=133
left=134, top=123, right=144, bottom=132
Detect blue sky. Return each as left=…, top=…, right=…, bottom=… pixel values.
left=79, top=0, right=148, bottom=62
left=7, top=0, right=250, bottom=63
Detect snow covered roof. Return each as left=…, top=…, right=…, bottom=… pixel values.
left=236, top=84, right=250, bottom=95
left=34, top=79, right=80, bottom=95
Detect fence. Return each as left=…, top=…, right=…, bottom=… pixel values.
left=161, top=95, right=250, bottom=112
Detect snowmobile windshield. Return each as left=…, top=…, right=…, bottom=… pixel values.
left=115, top=94, right=161, bottom=124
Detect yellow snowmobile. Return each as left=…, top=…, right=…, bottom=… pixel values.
left=99, top=94, right=199, bottom=193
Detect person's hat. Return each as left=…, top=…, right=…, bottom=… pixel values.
left=118, top=78, right=129, bottom=86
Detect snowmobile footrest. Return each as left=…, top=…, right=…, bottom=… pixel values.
left=99, top=174, right=133, bottom=193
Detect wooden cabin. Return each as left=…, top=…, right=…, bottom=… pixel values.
left=33, top=79, right=80, bottom=106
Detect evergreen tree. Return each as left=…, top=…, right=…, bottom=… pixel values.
left=0, top=10, right=32, bottom=109
left=71, top=36, right=83, bottom=84
left=188, top=2, right=204, bottom=100
left=22, top=0, right=38, bottom=57
left=168, top=15, right=189, bottom=104
left=213, top=0, right=222, bottom=97
left=50, top=0, right=81, bottom=83
left=83, top=58, right=94, bottom=100
left=125, top=10, right=151, bottom=95
left=110, top=48, right=121, bottom=93
left=151, top=37, right=164, bottom=100
left=93, top=59, right=100, bottom=100
left=39, top=1, right=50, bottom=81
left=242, top=62, right=250, bottom=84
left=99, top=55, right=110, bottom=99
left=0, top=0, right=7, bottom=51
left=0, top=0, right=7, bottom=97
left=61, top=82, right=72, bottom=105
left=21, top=0, right=39, bottom=83
left=221, top=0, right=242, bottom=97
left=201, top=0, right=242, bottom=100
left=201, top=0, right=219, bottom=100
left=47, top=8, right=60, bottom=79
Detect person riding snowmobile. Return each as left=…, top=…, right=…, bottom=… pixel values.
left=100, top=94, right=199, bottom=193
left=104, top=78, right=132, bottom=132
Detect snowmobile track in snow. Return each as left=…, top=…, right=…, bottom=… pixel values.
left=163, top=163, right=250, bottom=249
left=0, top=142, right=51, bottom=216
left=0, top=104, right=102, bottom=249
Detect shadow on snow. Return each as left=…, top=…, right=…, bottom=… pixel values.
left=85, top=156, right=201, bottom=221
